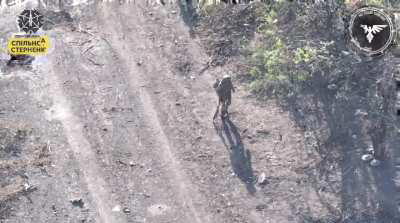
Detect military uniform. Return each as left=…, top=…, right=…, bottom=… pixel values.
left=213, top=75, right=235, bottom=119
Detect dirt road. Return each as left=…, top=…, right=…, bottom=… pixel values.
left=0, top=1, right=347, bottom=223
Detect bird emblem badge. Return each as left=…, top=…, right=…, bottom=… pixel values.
left=360, top=25, right=388, bottom=43
left=349, top=7, right=395, bottom=56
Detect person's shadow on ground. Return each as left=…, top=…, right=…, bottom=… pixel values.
left=214, top=117, right=256, bottom=194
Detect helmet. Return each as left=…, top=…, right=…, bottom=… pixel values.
left=223, top=74, right=231, bottom=79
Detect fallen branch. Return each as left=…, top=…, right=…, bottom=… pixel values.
left=198, top=63, right=210, bottom=76
left=87, top=58, right=104, bottom=66
left=101, top=37, right=113, bottom=50
left=77, top=23, right=95, bottom=36
left=82, top=45, right=95, bottom=54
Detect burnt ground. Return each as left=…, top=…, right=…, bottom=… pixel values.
left=0, top=1, right=399, bottom=223
left=283, top=55, right=400, bottom=222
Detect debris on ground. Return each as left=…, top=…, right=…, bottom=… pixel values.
left=70, top=198, right=84, bottom=208
left=370, top=159, right=381, bottom=167
left=255, top=204, right=267, bottom=211
left=361, top=154, right=373, bottom=162
left=0, top=176, right=36, bottom=202
left=122, top=207, right=130, bottom=213
left=112, top=205, right=121, bottom=212
left=256, top=129, right=270, bottom=136
left=257, top=172, right=268, bottom=186
left=366, top=145, right=374, bottom=154
left=173, top=47, right=193, bottom=76
left=355, top=109, right=368, bottom=117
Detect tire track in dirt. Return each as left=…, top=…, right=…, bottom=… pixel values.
left=113, top=4, right=267, bottom=223
left=111, top=3, right=316, bottom=223
left=38, top=41, right=127, bottom=223
left=97, top=2, right=214, bottom=223
left=98, top=2, right=267, bottom=222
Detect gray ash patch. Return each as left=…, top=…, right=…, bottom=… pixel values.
left=0, top=128, right=28, bottom=158
left=40, top=10, right=74, bottom=30
left=174, top=48, right=193, bottom=76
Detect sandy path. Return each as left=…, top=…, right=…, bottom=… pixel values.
left=39, top=42, right=128, bottom=223
left=96, top=2, right=215, bottom=223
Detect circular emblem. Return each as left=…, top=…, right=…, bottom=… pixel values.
left=17, top=9, right=44, bottom=34
left=349, top=7, right=395, bottom=56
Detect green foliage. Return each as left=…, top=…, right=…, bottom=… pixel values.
left=344, top=0, right=387, bottom=6
left=294, top=46, right=317, bottom=64
left=249, top=43, right=319, bottom=94
left=248, top=2, right=324, bottom=98
left=248, top=4, right=290, bottom=96
left=247, top=1, right=339, bottom=99
left=201, top=4, right=219, bottom=16
left=363, top=0, right=386, bottom=6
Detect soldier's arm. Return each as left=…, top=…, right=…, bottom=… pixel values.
left=213, top=79, right=220, bottom=89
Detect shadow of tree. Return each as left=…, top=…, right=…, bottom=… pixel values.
left=282, top=56, right=400, bottom=222
left=178, top=0, right=198, bottom=36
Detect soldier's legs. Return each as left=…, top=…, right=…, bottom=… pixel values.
left=221, top=101, right=228, bottom=119
left=226, top=93, right=232, bottom=106
left=224, top=93, right=232, bottom=118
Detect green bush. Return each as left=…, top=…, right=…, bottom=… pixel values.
left=344, top=0, right=387, bottom=6
left=247, top=1, right=338, bottom=99
left=294, top=46, right=317, bottom=64
left=363, top=0, right=386, bottom=6
left=248, top=2, right=322, bottom=98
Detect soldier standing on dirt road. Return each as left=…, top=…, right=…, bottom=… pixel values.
left=213, top=75, right=235, bottom=120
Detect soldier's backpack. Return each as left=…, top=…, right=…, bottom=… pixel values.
left=213, top=79, right=223, bottom=96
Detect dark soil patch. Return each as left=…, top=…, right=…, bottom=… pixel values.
left=174, top=47, right=194, bottom=76
left=0, top=124, right=50, bottom=220
left=0, top=127, right=28, bottom=158
left=40, top=10, right=74, bottom=30
left=193, top=3, right=265, bottom=66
